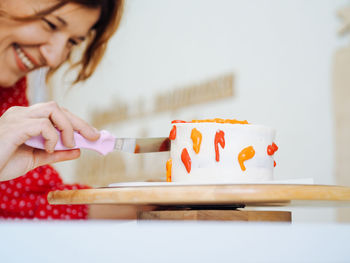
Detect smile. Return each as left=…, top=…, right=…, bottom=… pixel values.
left=13, top=44, right=35, bottom=70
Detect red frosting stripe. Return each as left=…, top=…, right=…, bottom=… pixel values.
left=171, top=120, right=187, bottom=124
left=181, top=148, right=191, bottom=173
left=272, top=142, right=278, bottom=152
left=267, top=145, right=274, bottom=156
left=169, top=125, right=177, bottom=140
left=267, top=142, right=278, bottom=156
left=214, top=130, right=225, bottom=162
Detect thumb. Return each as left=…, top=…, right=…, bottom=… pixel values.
left=33, top=149, right=81, bottom=168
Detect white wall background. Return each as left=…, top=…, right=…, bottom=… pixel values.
left=48, top=0, right=349, bottom=222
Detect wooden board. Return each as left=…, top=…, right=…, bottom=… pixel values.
left=47, top=184, right=350, bottom=206
left=137, top=210, right=291, bottom=222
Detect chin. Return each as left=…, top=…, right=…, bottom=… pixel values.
left=0, top=75, right=23, bottom=88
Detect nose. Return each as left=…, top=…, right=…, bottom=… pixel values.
left=39, top=34, right=70, bottom=68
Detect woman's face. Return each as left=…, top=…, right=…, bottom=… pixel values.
left=0, top=0, right=100, bottom=87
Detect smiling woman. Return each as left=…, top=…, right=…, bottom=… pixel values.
left=0, top=0, right=123, bottom=86
left=0, top=0, right=124, bottom=220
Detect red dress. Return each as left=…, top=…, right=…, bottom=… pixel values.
left=0, top=77, right=89, bottom=219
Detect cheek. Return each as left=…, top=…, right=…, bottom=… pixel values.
left=10, top=24, right=49, bottom=45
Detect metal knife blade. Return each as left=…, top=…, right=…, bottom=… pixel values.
left=114, top=137, right=170, bottom=154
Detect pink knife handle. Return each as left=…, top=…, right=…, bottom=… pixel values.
left=24, top=130, right=115, bottom=156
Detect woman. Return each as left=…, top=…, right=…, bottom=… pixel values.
left=0, top=0, right=123, bottom=219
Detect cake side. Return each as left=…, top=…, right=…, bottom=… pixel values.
left=166, top=120, right=278, bottom=183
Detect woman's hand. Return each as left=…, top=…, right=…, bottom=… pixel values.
left=0, top=101, right=100, bottom=181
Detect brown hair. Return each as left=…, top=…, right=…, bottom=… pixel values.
left=1, top=0, right=124, bottom=84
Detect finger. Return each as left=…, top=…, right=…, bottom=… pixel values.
left=29, top=101, right=75, bottom=148
left=19, top=118, right=59, bottom=153
left=1, top=106, right=27, bottom=120
left=49, top=104, right=75, bottom=148
left=32, top=149, right=81, bottom=168
left=61, top=108, right=100, bottom=141
left=36, top=118, right=60, bottom=153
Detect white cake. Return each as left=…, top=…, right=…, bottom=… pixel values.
left=166, top=119, right=278, bottom=183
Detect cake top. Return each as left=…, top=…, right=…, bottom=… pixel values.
left=171, top=118, right=249, bottom=124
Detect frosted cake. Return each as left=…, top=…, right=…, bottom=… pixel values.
left=166, top=119, right=278, bottom=183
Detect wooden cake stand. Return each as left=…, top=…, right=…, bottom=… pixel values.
left=47, top=184, right=350, bottom=222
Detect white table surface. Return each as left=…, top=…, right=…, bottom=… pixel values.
left=0, top=221, right=349, bottom=263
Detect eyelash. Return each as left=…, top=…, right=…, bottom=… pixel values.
left=42, top=18, right=79, bottom=46
left=42, top=18, right=57, bottom=30
left=68, top=39, right=78, bottom=46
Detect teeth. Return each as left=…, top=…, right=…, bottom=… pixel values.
left=14, top=45, right=34, bottom=70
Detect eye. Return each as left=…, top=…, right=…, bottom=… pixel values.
left=68, top=39, right=79, bottom=46
left=42, top=18, right=57, bottom=30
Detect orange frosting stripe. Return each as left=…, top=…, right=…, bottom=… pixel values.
left=238, top=146, right=255, bottom=171
left=166, top=159, right=172, bottom=182
left=191, top=118, right=249, bottom=124
left=191, top=128, right=202, bottom=154
left=134, top=144, right=140, bottom=153
left=181, top=148, right=191, bottom=173
left=169, top=125, right=176, bottom=140
left=214, top=130, right=225, bottom=162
